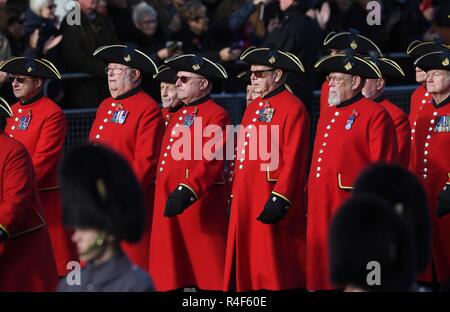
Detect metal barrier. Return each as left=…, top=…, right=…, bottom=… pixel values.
left=64, top=85, right=418, bottom=150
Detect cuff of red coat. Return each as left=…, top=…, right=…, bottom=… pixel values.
left=179, top=183, right=199, bottom=200
left=271, top=191, right=293, bottom=206
left=0, top=225, right=9, bottom=244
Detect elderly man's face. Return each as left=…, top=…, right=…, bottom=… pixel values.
left=175, top=70, right=208, bottom=103
left=250, top=64, right=280, bottom=97
left=160, top=82, right=180, bottom=109
left=362, top=78, right=384, bottom=100
left=426, top=69, right=450, bottom=95
left=106, top=63, right=139, bottom=98
left=11, top=75, right=43, bottom=100
left=327, top=72, right=355, bottom=106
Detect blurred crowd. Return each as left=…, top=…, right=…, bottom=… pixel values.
left=0, top=0, right=450, bottom=109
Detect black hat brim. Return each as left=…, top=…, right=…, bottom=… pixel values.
left=315, top=53, right=381, bottom=78
left=164, top=54, right=228, bottom=80
left=0, top=57, right=61, bottom=79
left=153, top=65, right=178, bottom=84
left=407, top=41, right=450, bottom=59
left=94, top=45, right=158, bottom=75
left=323, top=31, right=382, bottom=55
left=240, top=46, right=305, bottom=72
left=0, top=97, right=12, bottom=119
left=414, top=51, right=450, bottom=71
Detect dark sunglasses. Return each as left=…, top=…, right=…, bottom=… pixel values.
left=9, top=76, right=30, bottom=83
left=176, top=76, right=202, bottom=84
left=248, top=69, right=276, bottom=78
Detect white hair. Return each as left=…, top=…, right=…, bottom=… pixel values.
left=132, top=2, right=158, bottom=25
left=30, top=0, right=53, bottom=16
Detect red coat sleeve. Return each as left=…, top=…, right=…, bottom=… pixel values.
left=132, top=106, right=164, bottom=186
left=182, top=110, right=230, bottom=199
left=368, top=109, right=398, bottom=163
left=0, top=145, right=34, bottom=235
left=272, top=105, right=310, bottom=204
left=392, top=110, right=411, bottom=168
left=32, top=110, right=66, bottom=188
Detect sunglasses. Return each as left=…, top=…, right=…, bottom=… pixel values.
left=248, top=69, right=276, bottom=78
left=176, top=76, right=203, bottom=84
left=9, top=76, right=30, bottom=83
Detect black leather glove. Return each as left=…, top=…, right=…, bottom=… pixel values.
left=257, top=192, right=291, bottom=224
left=164, top=185, right=197, bottom=217
left=0, top=226, right=8, bottom=245
left=437, top=186, right=450, bottom=218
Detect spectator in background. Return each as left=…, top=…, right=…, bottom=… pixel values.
left=60, top=0, right=119, bottom=109
left=129, top=2, right=179, bottom=101
left=146, top=0, right=186, bottom=38
left=130, top=2, right=174, bottom=64
left=263, top=0, right=322, bottom=116
left=24, top=0, right=62, bottom=59
left=58, top=144, right=154, bottom=292
left=172, top=0, right=241, bottom=64
left=0, top=6, right=27, bottom=56
left=423, top=0, right=450, bottom=44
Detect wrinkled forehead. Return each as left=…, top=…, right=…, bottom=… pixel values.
left=177, top=70, right=205, bottom=79
left=108, top=63, right=131, bottom=69
left=329, top=72, right=353, bottom=79
left=250, top=64, right=274, bottom=71
left=161, top=81, right=176, bottom=88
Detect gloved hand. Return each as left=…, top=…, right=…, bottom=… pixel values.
left=164, top=185, right=197, bottom=217
left=257, top=192, right=291, bottom=224
left=437, top=186, right=450, bottom=218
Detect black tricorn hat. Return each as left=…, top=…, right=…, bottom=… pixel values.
left=329, top=194, right=415, bottom=291
left=323, top=29, right=382, bottom=56
left=240, top=46, right=305, bottom=72
left=353, top=163, right=431, bottom=275
left=414, top=50, right=450, bottom=71
left=93, top=44, right=158, bottom=75
left=365, top=53, right=405, bottom=77
left=0, top=96, right=13, bottom=119
left=315, top=52, right=382, bottom=78
left=0, top=56, right=61, bottom=79
left=164, top=54, right=228, bottom=80
left=237, top=70, right=251, bottom=86
left=407, top=40, right=450, bottom=59
left=59, top=144, right=146, bottom=243
left=153, top=65, right=177, bottom=84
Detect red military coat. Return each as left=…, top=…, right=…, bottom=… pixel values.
left=5, top=95, right=76, bottom=276
left=0, top=132, right=58, bottom=291
left=409, top=85, right=431, bottom=126
left=162, top=108, right=175, bottom=128
left=378, top=97, right=411, bottom=168
left=306, top=94, right=398, bottom=291
left=320, top=81, right=330, bottom=116
left=149, top=96, right=230, bottom=291
left=409, top=98, right=450, bottom=284
left=223, top=86, right=310, bottom=291
left=89, top=88, right=164, bottom=270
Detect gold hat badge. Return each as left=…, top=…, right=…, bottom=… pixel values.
left=124, top=54, right=131, bottom=62
left=27, top=66, right=32, bottom=73
left=268, top=56, right=276, bottom=64
left=344, top=61, right=353, bottom=71
left=442, top=57, right=449, bottom=67
left=192, top=64, right=200, bottom=71
left=350, top=40, right=357, bottom=50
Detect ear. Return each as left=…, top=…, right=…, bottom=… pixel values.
left=274, top=69, right=283, bottom=83
left=352, top=76, right=362, bottom=90
left=376, top=78, right=385, bottom=90
left=34, top=78, right=43, bottom=89
left=200, top=78, right=209, bottom=90
left=132, top=69, right=141, bottom=82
